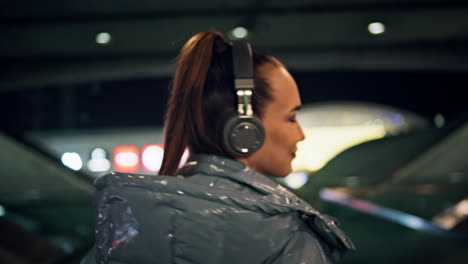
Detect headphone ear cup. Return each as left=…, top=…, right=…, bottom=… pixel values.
left=222, top=115, right=265, bottom=157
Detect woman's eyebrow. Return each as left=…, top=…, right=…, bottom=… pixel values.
left=290, top=105, right=302, bottom=112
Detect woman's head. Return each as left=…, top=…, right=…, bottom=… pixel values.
left=237, top=62, right=305, bottom=177
left=160, top=31, right=304, bottom=177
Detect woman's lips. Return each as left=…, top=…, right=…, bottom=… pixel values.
left=291, top=148, right=298, bottom=158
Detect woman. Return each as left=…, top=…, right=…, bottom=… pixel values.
left=83, top=31, right=354, bottom=264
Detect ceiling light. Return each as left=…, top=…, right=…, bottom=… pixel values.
left=231, top=27, right=249, bottom=39
left=96, top=32, right=112, bottom=45
left=368, top=22, right=385, bottom=35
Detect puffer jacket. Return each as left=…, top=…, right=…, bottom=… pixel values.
left=82, top=154, right=355, bottom=264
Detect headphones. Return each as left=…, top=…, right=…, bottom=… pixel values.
left=222, top=41, right=265, bottom=158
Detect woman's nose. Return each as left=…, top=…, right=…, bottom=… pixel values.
left=297, top=124, right=305, bottom=142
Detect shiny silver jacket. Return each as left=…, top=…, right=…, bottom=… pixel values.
left=82, top=154, right=355, bottom=264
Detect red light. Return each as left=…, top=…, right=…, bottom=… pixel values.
left=114, top=146, right=139, bottom=173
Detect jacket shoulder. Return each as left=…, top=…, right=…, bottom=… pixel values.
left=91, top=172, right=351, bottom=263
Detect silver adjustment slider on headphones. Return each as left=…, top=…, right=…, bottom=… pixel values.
left=236, top=88, right=253, bottom=116
left=235, top=78, right=254, bottom=89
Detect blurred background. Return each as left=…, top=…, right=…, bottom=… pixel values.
left=1, top=0, right=468, bottom=263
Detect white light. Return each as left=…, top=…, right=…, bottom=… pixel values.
left=404, top=216, right=425, bottom=230
left=232, top=27, right=248, bottom=39
left=115, top=152, right=139, bottom=167
left=292, top=125, right=386, bottom=172
left=455, top=200, right=468, bottom=216
left=87, top=148, right=111, bottom=172
left=142, top=145, right=164, bottom=172
left=432, top=198, right=468, bottom=229
left=0, top=205, right=5, bottom=217
left=61, top=152, right=83, bottom=171
left=368, top=22, right=385, bottom=35
left=87, top=159, right=111, bottom=172
left=434, top=216, right=457, bottom=229
left=284, top=172, right=309, bottom=189
left=91, top=148, right=107, bottom=159
left=96, top=32, right=112, bottom=45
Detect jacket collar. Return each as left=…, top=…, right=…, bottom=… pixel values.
left=180, top=154, right=291, bottom=194
left=179, top=154, right=319, bottom=213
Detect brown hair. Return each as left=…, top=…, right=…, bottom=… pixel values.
left=159, top=31, right=281, bottom=176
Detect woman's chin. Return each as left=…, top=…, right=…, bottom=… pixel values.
left=270, top=166, right=292, bottom=178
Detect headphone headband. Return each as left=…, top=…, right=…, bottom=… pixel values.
left=232, top=41, right=254, bottom=81
left=222, top=40, right=265, bottom=157
left=232, top=41, right=254, bottom=117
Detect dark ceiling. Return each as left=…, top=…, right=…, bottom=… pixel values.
left=2, top=0, right=468, bottom=134
left=1, top=0, right=468, bottom=91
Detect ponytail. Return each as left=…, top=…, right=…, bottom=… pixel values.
left=160, top=31, right=222, bottom=176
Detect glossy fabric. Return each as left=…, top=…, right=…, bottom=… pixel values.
left=82, top=154, right=355, bottom=264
